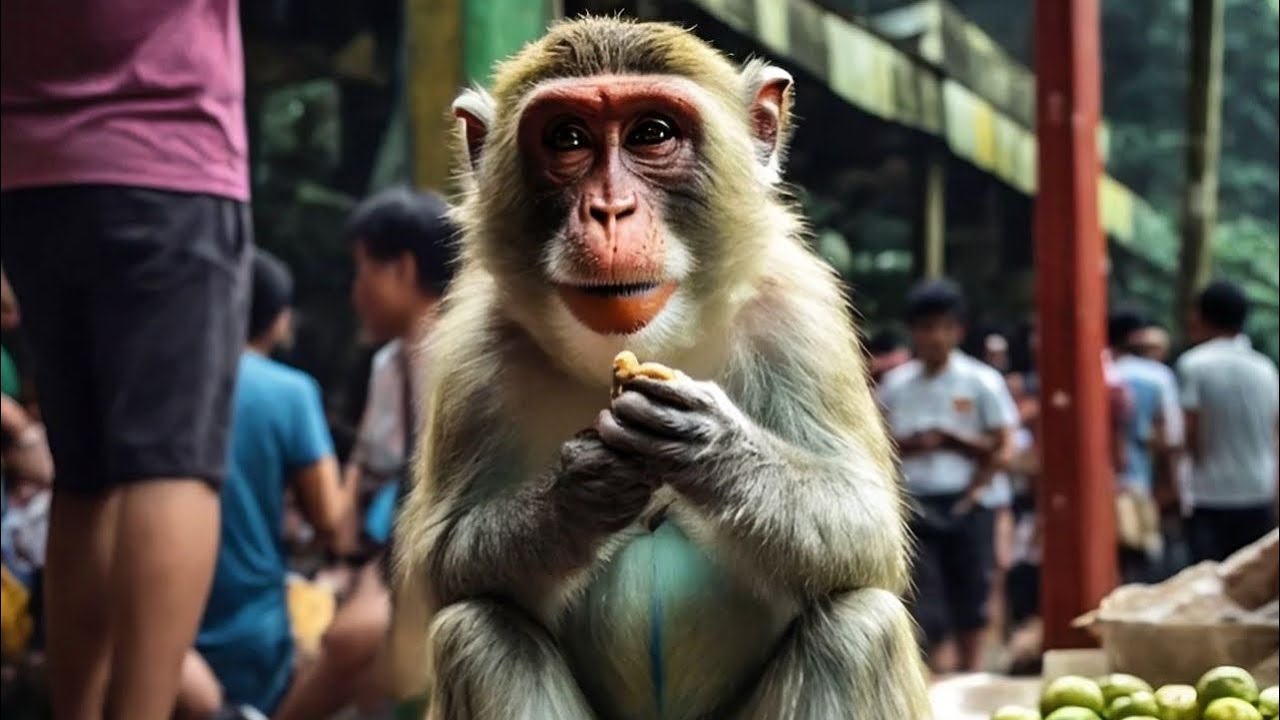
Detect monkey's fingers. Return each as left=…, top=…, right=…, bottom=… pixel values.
left=612, top=390, right=708, bottom=440
left=621, top=376, right=704, bottom=410
left=595, top=409, right=680, bottom=461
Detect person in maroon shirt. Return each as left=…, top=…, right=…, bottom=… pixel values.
left=0, top=3, right=251, bottom=718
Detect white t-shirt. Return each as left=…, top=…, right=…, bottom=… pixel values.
left=879, top=351, right=1020, bottom=497
left=1177, top=335, right=1280, bottom=509
left=353, top=339, right=413, bottom=483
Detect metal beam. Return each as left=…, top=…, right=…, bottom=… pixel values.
left=1033, top=0, right=1117, bottom=650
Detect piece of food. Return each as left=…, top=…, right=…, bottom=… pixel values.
left=1153, top=684, right=1199, bottom=720
left=1098, top=674, right=1155, bottom=706
left=1197, top=666, right=1260, bottom=706
left=991, top=706, right=1041, bottom=720
left=1042, top=676, right=1107, bottom=717
left=1044, top=707, right=1104, bottom=720
left=1107, top=690, right=1158, bottom=719
left=1258, top=686, right=1278, bottom=719
left=611, top=350, right=678, bottom=398
left=1202, top=697, right=1263, bottom=720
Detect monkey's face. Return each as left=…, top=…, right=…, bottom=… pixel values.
left=449, top=20, right=798, bottom=378
left=515, top=76, right=704, bottom=337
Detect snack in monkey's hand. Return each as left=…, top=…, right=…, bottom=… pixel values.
left=612, top=351, right=678, bottom=399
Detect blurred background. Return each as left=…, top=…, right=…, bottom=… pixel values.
left=236, top=0, right=1277, bottom=422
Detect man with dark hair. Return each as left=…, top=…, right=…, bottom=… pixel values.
left=1178, top=281, right=1279, bottom=561
left=878, top=279, right=1018, bottom=673
left=177, top=249, right=347, bottom=718
left=1131, top=322, right=1172, bottom=364
left=1108, top=307, right=1182, bottom=582
left=272, top=186, right=459, bottom=720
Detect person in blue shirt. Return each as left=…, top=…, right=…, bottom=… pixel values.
left=1109, top=308, right=1182, bottom=584
left=177, top=249, right=350, bottom=718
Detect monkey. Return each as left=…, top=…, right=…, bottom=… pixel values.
left=388, top=16, right=932, bottom=720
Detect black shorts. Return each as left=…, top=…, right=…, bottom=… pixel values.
left=907, top=492, right=995, bottom=648
left=0, top=185, right=252, bottom=491
left=1188, top=504, right=1277, bottom=563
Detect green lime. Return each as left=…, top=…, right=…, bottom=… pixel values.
left=1098, top=674, right=1155, bottom=706
left=1259, top=686, right=1279, bottom=719
left=1197, top=666, right=1260, bottom=706
left=1107, top=690, right=1158, bottom=719
left=1045, top=708, right=1103, bottom=720
left=991, top=706, right=1042, bottom=720
left=1042, top=675, right=1107, bottom=716
left=1153, top=684, right=1199, bottom=720
left=1202, top=697, right=1264, bottom=720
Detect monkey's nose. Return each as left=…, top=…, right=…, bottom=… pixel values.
left=588, top=195, right=638, bottom=226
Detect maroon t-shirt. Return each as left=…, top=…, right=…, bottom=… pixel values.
left=1, top=0, right=249, bottom=201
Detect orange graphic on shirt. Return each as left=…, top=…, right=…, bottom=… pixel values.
left=952, top=396, right=975, bottom=414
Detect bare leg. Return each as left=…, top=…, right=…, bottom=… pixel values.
left=44, top=490, right=119, bottom=720
left=928, top=639, right=958, bottom=675
left=426, top=600, right=597, bottom=720
left=106, top=480, right=220, bottom=720
left=174, top=650, right=223, bottom=720
left=986, top=507, right=1014, bottom=667
left=956, top=629, right=986, bottom=673
left=735, top=588, right=932, bottom=720
left=273, top=563, right=389, bottom=720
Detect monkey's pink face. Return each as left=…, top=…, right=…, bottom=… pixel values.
left=518, top=77, right=704, bottom=336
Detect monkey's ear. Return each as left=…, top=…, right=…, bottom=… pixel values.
left=744, top=63, right=794, bottom=176
left=452, top=88, right=495, bottom=174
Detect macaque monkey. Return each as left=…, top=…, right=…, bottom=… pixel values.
left=390, top=16, right=931, bottom=720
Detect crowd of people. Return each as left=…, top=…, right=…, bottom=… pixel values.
left=1, top=184, right=460, bottom=720
left=870, top=278, right=1280, bottom=678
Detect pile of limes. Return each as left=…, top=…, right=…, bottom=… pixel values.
left=989, top=666, right=1279, bottom=720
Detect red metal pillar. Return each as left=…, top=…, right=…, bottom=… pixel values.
left=1034, top=0, right=1118, bottom=649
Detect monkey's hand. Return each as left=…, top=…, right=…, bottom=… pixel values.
left=552, top=429, right=658, bottom=536
left=597, top=375, right=765, bottom=490
left=600, top=376, right=910, bottom=598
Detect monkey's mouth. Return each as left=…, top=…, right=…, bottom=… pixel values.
left=556, top=281, right=679, bottom=335
left=571, top=282, right=664, bottom=298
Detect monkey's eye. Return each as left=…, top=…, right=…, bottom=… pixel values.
left=547, top=122, right=591, bottom=152
left=626, top=117, right=676, bottom=147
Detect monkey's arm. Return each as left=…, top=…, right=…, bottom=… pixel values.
left=397, top=412, right=651, bottom=621
left=601, top=376, right=910, bottom=598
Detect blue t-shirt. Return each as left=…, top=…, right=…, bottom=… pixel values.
left=1116, top=361, right=1162, bottom=491
left=196, top=352, right=334, bottom=713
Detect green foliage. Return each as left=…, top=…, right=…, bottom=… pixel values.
left=955, top=0, right=1278, bottom=357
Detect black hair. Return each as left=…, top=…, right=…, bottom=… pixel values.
left=345, top=186, right=460, bottom=296
left=1107, top=306, right=1149, bottom=349
left=1197, top=280, right=1249, bottom=333
left=866, top=327, right=906, bottom=355
left=904, top=279, right=967, bottom=325
left=249, top=248, right=294, bottom=340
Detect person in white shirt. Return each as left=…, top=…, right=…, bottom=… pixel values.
left=879, top=280, right=1017, bottom=674
left=1178, top=281, right=1279, bottom=562
left=273, top=187, right=458, bottom=720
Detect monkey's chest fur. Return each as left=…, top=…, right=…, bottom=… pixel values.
left=559, top=506, right=796, bottom=720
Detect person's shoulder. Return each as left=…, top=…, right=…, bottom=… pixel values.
left=1244, top=349, right=1279, bottom=380
left=1176, top=344, right=1212, bottom=374
left=880, top=359, right=922, bottom=390
left=246, top=355, right=322, bottom=398
left=955, top=353, right=1006, bottom=389
left=368, top=340, right=404, bottom=378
